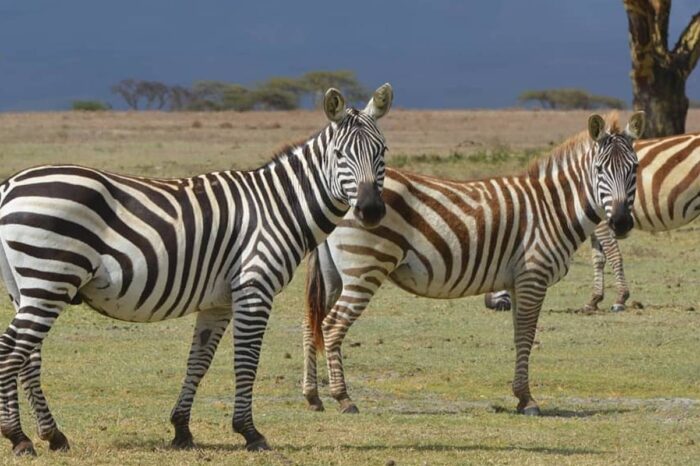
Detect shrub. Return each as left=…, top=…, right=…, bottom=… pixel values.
left=72, top=100, right=111, bottom=111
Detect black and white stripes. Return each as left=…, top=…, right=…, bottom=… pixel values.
left=0, top=84, right=393, bottom=455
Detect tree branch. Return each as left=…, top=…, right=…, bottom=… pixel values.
left=672, top=10, right=700, bottom=77
left=650, top=0, right=671, bottom=50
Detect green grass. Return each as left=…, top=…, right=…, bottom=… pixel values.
left=0, top=112, right=698, bottom=464
left=0, top=226, right=697, bottom=465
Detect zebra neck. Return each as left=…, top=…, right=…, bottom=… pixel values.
left=537, top=147, right=602, bottom=245
left=255, top=134, right=348, bottom=254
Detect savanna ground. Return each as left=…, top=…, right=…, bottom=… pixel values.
left=0, top=109, right=698, bottom=465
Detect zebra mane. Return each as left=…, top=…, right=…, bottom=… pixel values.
left=527, top=112, right=621, bottom=178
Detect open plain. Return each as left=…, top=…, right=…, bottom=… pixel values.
left=0, top=109, right=698, bottom=465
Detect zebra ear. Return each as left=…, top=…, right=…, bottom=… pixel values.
left=625, top=111, right=646, bottom=140
left=324, top=88, right=346, bottom=123
left=588, top=114, right=606, bottom=142
left=364, top=83, right=393, bottom=119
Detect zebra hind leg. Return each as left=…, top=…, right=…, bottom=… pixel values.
left=170, top=308, right=232, bottom=449
left=302, top=317, right=324, bottom=412
left=0, top=304, right=63, bottom=456
left=19, top=346, right=69, bottom=452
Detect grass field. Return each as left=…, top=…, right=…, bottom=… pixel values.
left=0, top=109, right=698, bottom=465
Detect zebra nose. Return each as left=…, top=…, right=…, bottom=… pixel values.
left=609, top=202, right=633, bottom=238
left=354, top=182, right=385, bottom=228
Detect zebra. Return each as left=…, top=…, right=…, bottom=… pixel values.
left=302, top=112, right=645, bottom=415
left=484, top=132, right=700, bottom=312
left=0, top=84, right=393, bottom=455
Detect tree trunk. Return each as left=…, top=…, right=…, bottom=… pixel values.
left=624, top=1, right=700, bottom=137
left=631, top=62, right=688, bottom=136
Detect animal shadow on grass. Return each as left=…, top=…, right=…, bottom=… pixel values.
left=113, top=437, right=606, bottom=458
left=490, top=404, right=632, bottom=418
left=113, top=438, right=245, bottom=452
left=280, top=443, right=605, bottom=456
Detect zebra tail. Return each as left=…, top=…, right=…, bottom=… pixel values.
left=305, top=249, right=327, bottom=353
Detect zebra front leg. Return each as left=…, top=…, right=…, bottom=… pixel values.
left=511, top=280, right=546, bottom=415
left=302, top=316, right=324, bottom=411
left=231, top=287, right=271, bottom=451
left=0, top=305, right=62, bottom=456
left=18, top=346, right=69, bottom=452
left=585, top=230, right=606, bottom=311
left=170, top=308, right=232, bottom=449
left=597, top=224, right=629, bottom=312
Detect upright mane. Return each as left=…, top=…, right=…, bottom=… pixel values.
left=527, top=113, right=621, bottom=178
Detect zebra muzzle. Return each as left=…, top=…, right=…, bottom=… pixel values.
left=354, top=182, right=385, bottom=228
left=609, top=202, right=633, bottom=238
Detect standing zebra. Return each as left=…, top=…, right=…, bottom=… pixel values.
left=484, top=131, right=700, bottom=312
left=302, top=113, right=645, bottom=415
left=0, top=84, right=393, bottom=455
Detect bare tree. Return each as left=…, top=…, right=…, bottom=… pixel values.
left=624, top=1, right=700, bottom=136
left=110, top=79, right=140, bottom=110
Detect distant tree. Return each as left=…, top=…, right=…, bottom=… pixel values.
left=519, top=88, right=626, bottom=110
left=222, top=84, right=255, bottom=111
left=168, top=85, right=196, bottom=111
left=301, top=71, right=369, bottom=107
left=137, top=81, right=169, bottom=109
left=188, top=81, right=257, bottom=111
left=252, top=86, right=298, bottom=110
left=690, top=99, right=700, bottom=109
left=72, top=100, right=111, bottom=111
left=111, top=79, right=140, bottom=110
left=624, top=0, right=700, bottom=136
left=251, top=77, right=307, bottom=110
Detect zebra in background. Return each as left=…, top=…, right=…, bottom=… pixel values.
left=302, top=113, right=645, bottom=415
left=0, top=84, right=393, bottom=455
left=484, top=132, right=700, bottom=312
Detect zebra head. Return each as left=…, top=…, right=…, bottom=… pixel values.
left=588, top=111, right=645, bottom=238
left=323, top=83, right=393, bottom=228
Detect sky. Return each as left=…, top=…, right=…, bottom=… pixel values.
left=0, top=0, right=698, bottom=110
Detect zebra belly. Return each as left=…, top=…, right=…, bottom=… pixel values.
left=388, top=252, right=508, bottom=299
left=78, top=259, right=232, bottom=323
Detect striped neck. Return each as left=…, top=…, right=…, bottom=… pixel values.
left=534, top=140, right=603, bottom=245
left=254, top=126, right=349, bottom=253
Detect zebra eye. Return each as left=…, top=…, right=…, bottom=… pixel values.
left=595, top=165, right=603, bottom=174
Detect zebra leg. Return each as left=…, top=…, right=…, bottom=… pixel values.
left=322, top=297, right=373, bottom=414
left=18, top=346, right=69, bottom=451
left=511, top=280, right=546, bottom=416
left=231, top=287, right=271, bottom=451
left=0, top=305, right=62, bottom=456
left=302, top=317, right=323, bottom=411
left=302, top=244, right=343, bottom=412
left=585, top=231, right=606, bottom=311
left=170, top=308, right=231, bottom=449
left=484, top=290, right=512, bottom=311
left=597, top=225, right=629, bottom=312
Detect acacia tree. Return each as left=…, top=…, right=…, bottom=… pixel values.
left=624, top=1, right=700, bottom=136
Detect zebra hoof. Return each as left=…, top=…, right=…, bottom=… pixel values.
left=305, top=393, right=325, bottom=412
left=12, top=440, right=37, bottom=457
left=48, top=430, right=70, bottom=452
left=308, top=401, right=325, bottom=412
left=610, top=304, right=626, bottom=313
left=517, top=405, right=541, bottom=416
left=246, top=437, right=271, bottom=452
left=171, top=432, right=196, bottom=450
left=339, top=400, right=359, bottom=414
